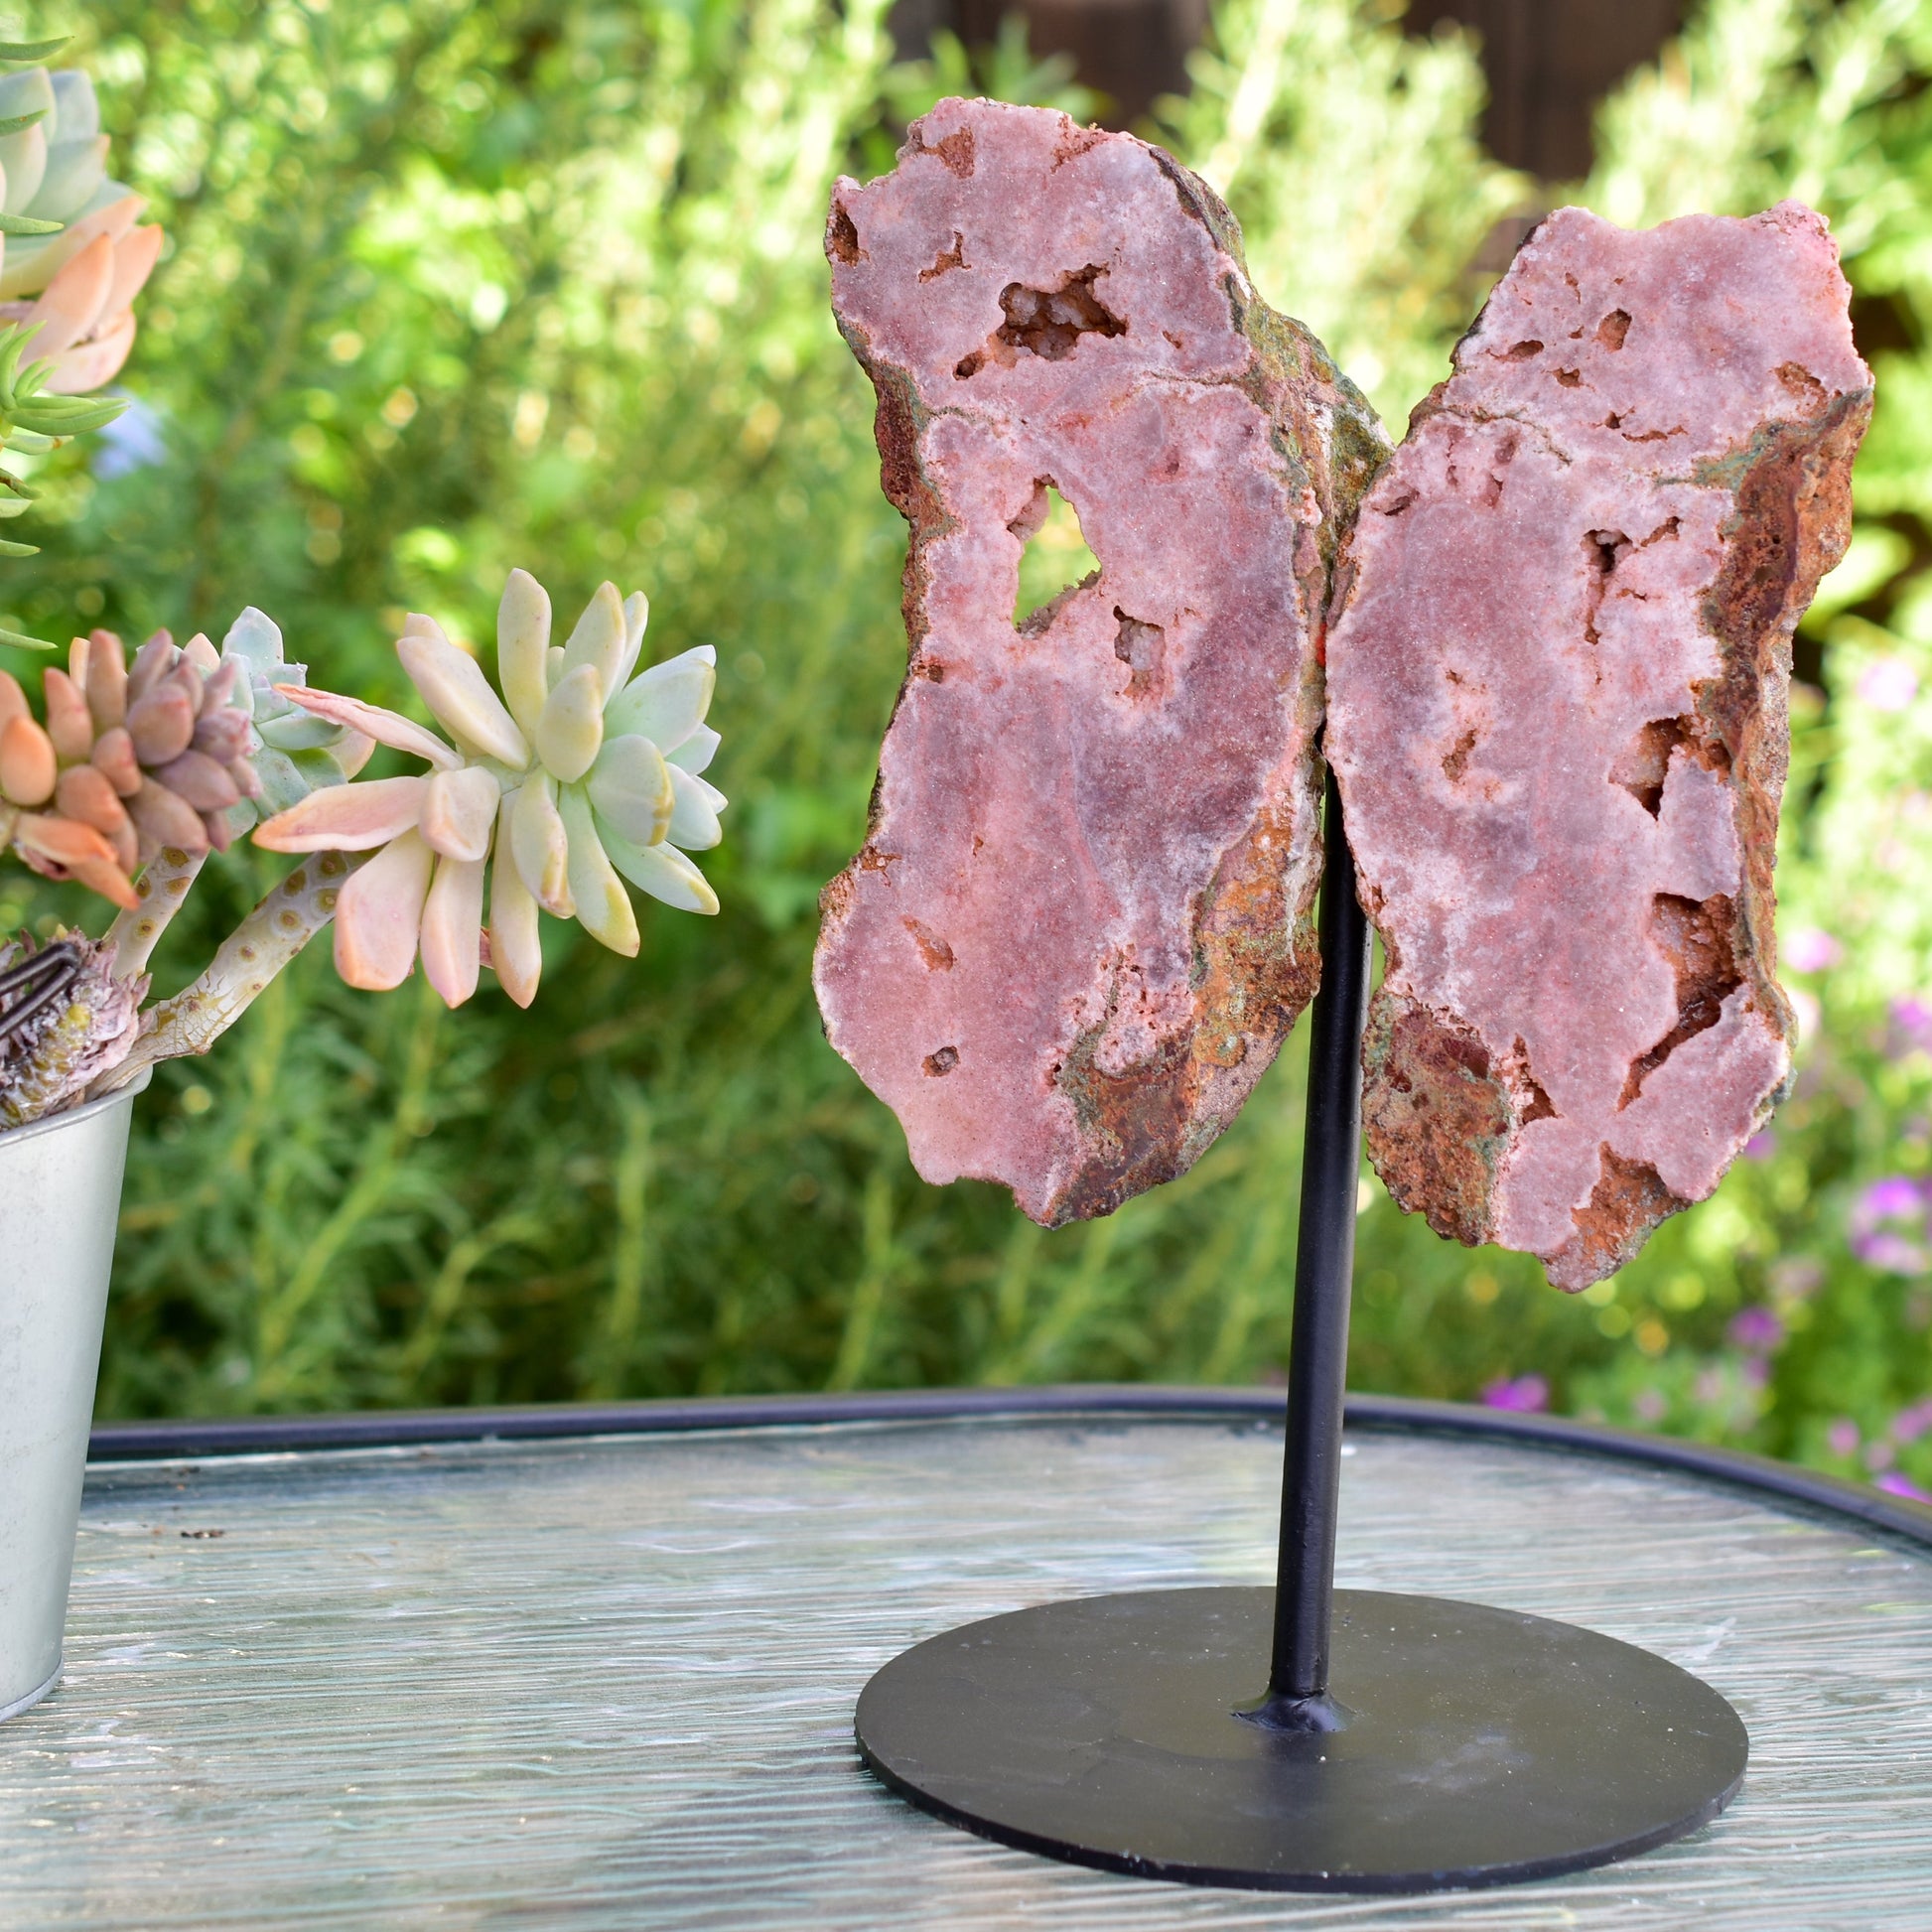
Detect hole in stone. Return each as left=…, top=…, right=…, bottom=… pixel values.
left=1442, top=727, right=1478, bottom=782
left=1597, top=310, right=1631, bottom=349
left=903, top=917, right=954, bottom=971
left=1617, top=894, right=1743, bottom=1108
left=1113, top=607, right=1166, bottom=697
left=1508, top=1037, right=1558, bottom=1123
left=1776, top=360, right=1826, bottom=410
left=1505, top=339, right=1543, bottom=361
left=1587, top=529, right=1629, bottom=577
left=997, top=265, right=1125, bottom=361
left=923, top=1045, right=960, bottom=1076
left=1609, top=713, right=1727, bottom=817
left=1011, top=482, right=1100, bottom=631
left=919, top=230, right=967, bottom=283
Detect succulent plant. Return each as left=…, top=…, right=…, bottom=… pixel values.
left=0, top=52, right=162, bottom=599
left=0, top=63, right=162, bottom=368
left=216, top=606, right=373, bottom=819
left=254, top=569, right=726, bottom=1009
left=0, top=614, right=369, bottom=913
left=0, top=928, right=144, bottom=1129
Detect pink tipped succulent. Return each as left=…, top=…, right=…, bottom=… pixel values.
left=0, top=67, right=164, bottom=393
left=252, top=569, right=725, bottom=1009
left=0, top=219, right=161, bottom=393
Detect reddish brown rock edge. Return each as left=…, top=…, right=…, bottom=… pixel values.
left=1326, top=202, right=1870, bottom=1290
left=813, top=98, right=1385, bottom=1226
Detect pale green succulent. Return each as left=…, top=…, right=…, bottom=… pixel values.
left=0, top=62, right=140, bottom=296
left=218, top=607, right=372, bottom=826
left=252, top=569, right=726, bottom=1010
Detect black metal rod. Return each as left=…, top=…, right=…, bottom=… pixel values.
left=1267, top=767, right=1372, bottom=1711
left=0, top=940, right=78, bottom=1043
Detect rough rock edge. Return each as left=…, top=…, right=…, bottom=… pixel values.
left=817, top=108, right=1389, bottom=1225
left=1351, top=294, right=1870, bottom=1290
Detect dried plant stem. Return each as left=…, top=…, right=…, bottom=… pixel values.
left=95, top=851, right=368, bottom=1093
left=104, top=845, right=209, bottom=980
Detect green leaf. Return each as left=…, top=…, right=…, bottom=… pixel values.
left=12, top=397, right=126, bottom=436
left=0, top=39, right=69, bottom=64
left=0, top=108, right=49, bottom=138
left=0, top=210, right=63, bottom=237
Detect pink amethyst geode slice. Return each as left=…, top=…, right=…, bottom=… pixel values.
left=1326, top=202, right=1871, bottom=1290
left=813, top=99, right=1384, bottom=1225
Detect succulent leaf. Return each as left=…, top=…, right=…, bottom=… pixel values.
left=603, top=645, right=716, bottom=751
left=487, top=794, right=541, bottom=1009
left=333, top=829, right=434, bottom=991
left=533, top=661, right=604, bottom=783
left=397, top=619, right=530, bottom=766
left=420, top=854, right=484, bottom=1007
left=558, top=781, right=638, bottom=957
left=508, top=772, right=572, bottom=916
left=496, top=567, right=551, bottom=738
left=666, top=765, right=726, bottom=851
left=560, top=581, right=628, bottom=700
left=586, top=733, right=673, bottom=848
left=273, top=682, right=461, bottom=771
left=420, top=764, right=498, bottom=863
left=254, top=774, right=429, bottom=852
left=600, top=826, right=720, bottom=915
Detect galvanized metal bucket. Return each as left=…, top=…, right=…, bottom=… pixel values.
left=0, top=1071, right=148, bottom=1722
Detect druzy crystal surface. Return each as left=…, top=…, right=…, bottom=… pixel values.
left=813, top=98, right=1382, bottom=1225
left=1326, top=202, right=1870, bottom=1288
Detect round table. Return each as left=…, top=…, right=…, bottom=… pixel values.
left=2, top=1390, right=1928, bottom=1928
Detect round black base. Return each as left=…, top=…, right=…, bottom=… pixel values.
left=856, top=1587, right=1747, bottom=1893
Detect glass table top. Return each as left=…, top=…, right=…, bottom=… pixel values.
left=2, top=1409, right=1929, bottom=1928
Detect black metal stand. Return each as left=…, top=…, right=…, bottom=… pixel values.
left=854, top=773, right=1749, bottom=1891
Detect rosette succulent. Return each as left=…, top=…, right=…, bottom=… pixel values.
left=0, top=63, right=162, bottom=391
left=0, top=614, right=367, bottom=912
left=253, top=569, right=725, bottom=1009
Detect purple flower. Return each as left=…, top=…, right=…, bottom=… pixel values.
left=1727, top=1306, right=1784, bottom=1352
left=1875, top=1472, right=1932, bottom=1506
left=1892, top=999, right=1932, bottom=1058
left=1865, top=1440, right=1897, bottom=1471
left=1482, top=1373, right=1549, bottom=1414
left=1742, top=1130, right=1777, bottom=1162
left=1862, top=1176, right=1925, bottom=1220
left=1857, top=656, right=1920, bottom=712
left=1633, top=1388, right=1667, bottom=1424
left=1828, top=1417, right=1862, bottom=1458
left=1892, top=1400, right=1932, bottom=1445
left=1863, top=1232, right=1932, bottom=1274
left=1851, top=1176, right=1932, bottom=1275
left=1784, top=926, right=1844, bottom=973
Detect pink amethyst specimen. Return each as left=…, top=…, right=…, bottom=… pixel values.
left=1326, top=202, right=1870, bottom=1290
left=813, top=98, right=1384, bottom=1225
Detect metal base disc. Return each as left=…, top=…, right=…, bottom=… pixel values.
left=856, top=1587, right=1746, bottom=1893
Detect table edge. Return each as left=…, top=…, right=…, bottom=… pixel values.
left=86, top=1386, right=1932, bottom=1550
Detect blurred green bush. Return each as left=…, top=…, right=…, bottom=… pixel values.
left=7, top=0, right=1932, bottom=1493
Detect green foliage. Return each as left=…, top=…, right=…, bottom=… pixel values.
left=4, top=0, right=1931, bottom=1493
left=1154, top=0, right=1525, bottom=422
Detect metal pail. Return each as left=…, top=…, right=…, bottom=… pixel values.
left=0, top=1071, right=148, bottom=1720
